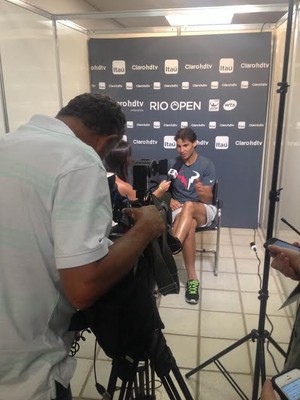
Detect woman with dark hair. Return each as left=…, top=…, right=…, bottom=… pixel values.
left=104, top=140, right=170, bottom=200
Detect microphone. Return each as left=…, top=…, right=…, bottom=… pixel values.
left=167, top=168, right=178, bottom=181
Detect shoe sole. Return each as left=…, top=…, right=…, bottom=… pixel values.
left=185, top=297, right=199, bottom=304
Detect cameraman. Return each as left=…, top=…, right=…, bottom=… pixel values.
left=0, top=93, right=166, bottom=400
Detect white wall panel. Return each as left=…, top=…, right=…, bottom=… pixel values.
left=56, top=23, right=90, bottom=105
left=0, top=0, right=60, bottom=132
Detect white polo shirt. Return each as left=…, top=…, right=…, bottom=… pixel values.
left=0, top=115, right=112, bottom=399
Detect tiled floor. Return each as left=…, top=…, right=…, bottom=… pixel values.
left=71, top=228, right=296, bottom=400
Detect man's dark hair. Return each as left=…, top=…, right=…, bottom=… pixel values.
left=174, top=127, right=198, bottom=143
left=57, top=93, right=126, bottom=138
left=104, top=140, right=131, bottom=182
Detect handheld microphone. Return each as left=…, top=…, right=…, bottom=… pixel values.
left=167, top=168, right=178, bottom=181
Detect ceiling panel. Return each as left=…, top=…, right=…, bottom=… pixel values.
left=9, top=0, right=289, bottom=31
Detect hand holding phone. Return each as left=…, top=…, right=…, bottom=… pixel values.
left=264, top=238, right=300, bottom=252
left=272, top=368, right=300, bottom=400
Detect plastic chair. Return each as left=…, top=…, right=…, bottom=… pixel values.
left=195, top=180, right=222, bottom=276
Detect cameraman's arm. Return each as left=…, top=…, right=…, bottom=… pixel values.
left=59, top=205, right=166, bottom=310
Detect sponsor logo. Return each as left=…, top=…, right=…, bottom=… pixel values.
left=108, top=84, right=122, bottom=88
left=211, top=81, right=219, bottom=89
left=209, top=121, right=216, bottom=129
left=149, top=101, right=201, bottom=111
left=165, top=59, right=178, bottom=74
left=163, top=123, right=177, bottom=127
left=215, top=136, right=229, bottom=149
left=191, top=123, right=205, bottom=128
left=126, top=82, right=133, bottom=90
left=98, top=82, right=106, bottom=90
left=133, top=139, right=158, bottom=145
left=136, top=84, right=151, bottom=89
left=209, top=99, right=220, bottom=112
left=241, top=62, right=269, bottom=69
left=198, top=140, right=209, bottom=145
left=241, top=81, right=249, bottom=89
left=223, top=100, right=237, bottom=111
left=219, top=58, right=234, bottom=73
left=164, top=136, right=176, bottom=149
left=252, top=82, right=268, bottom=87
left=153, top=82, right=161, bottom=90
left=185, top=63, right=212, bottom=70
left=153, top=121, right=160, bottom=129
left=91, top=65, right=106, bottom=71
left=118, top=100, right=144, bottom=108
left=182, top=82, right=189, bottom=89
left=132, top=64, right=158, bottom=71
left=127, top=121, right=134, bottom=128
left=181, top=121, right=188, bottom=128
left=219, top=123, right=234, bottom=127
left=164, top=84, right=179, bottom=88
left=235, top=140, right=263, bottom=146
left=112, top=60, right=126, bottom=75
left=136, top=123, right=150, bottom=127
left=249, top=123, right=265, bottom=127
left=238, top=121, right=246, bottom=129
left=221, top=83, right=237, bottom=88
left=192, top=83, right=208, bottom=88
left=123, top=134, right=127, bottom=141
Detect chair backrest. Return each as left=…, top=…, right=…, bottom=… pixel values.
left=211, top=180, right=219, bottom=206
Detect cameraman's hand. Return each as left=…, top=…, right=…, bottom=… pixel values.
left=261, top=380, right=277, bottom=400
left=268, top=245, right=300, bottom=281
left=123, top=205, right=166, bottom=239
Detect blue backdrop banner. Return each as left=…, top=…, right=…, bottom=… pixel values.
left=89, top=33, right=271, bottom=228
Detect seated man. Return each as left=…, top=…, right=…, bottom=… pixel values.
left=170, top=128, right=217, bottom=304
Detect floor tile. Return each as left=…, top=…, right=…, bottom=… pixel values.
left=236, top=258, right=262, bottom=274
left=159, top=307, right=199, bottom=336
left=200, top=311, right=246, bottom=339
left=202, top=271, right=239, bottom=291
left=71, top=358, right=93, bottom=397
left=201, top=289, right=242, bottom=313
left=164, top=333, right=199, bottom=369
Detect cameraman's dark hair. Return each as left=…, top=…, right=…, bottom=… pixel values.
left=174, top=127, right=198, bottom=143
left=104, top=140, right=131, bottom=182
left=56, top=93, right=126, bottom=138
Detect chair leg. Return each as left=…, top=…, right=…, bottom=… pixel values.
left=214, top=216, right=221, bottom=276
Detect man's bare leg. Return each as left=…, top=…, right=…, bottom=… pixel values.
left=173, top=202, right=208, bottom=304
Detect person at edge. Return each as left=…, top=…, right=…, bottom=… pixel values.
left=0, top=93, right=166, bottom=400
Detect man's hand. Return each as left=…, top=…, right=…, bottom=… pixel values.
left=195, top=179, right=213, bottom=204
left=123, top=204, right=166, bottom=239
left=268, top=245, right=300, bottom=281
left=261, top=380, right=277, bottom=400
left=170, top=198, right=182, bottom=211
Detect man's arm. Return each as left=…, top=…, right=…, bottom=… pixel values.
left=195, top=179, right=213, bottom=204
left=59, top=205, right=166, bottom=310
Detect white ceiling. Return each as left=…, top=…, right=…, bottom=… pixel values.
left=12, top=0, right=291, bottom=33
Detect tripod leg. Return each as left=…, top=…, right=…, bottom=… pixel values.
left=252, top=336, right=266, bottom=400
left=186, top=332, right=253, bottom=378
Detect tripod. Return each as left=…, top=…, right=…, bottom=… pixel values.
left=106, top=329, right=193, bottom=399
left=186, top=1, right=295, bottom=399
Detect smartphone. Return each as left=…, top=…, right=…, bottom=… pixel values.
left=272, top=368, right=300, bottom=400
left=263, top=238, right=300, bottom=252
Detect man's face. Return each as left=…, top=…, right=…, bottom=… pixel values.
left=176, top=138, right=196, bottom=161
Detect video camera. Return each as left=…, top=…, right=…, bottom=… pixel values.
left=132, top=158, right=168, bottom=200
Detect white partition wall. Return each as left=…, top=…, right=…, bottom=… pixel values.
left=0, top=0, right=89, bottom=134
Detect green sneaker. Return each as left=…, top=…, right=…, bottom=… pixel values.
left=185, top=280, right=200, bottom=304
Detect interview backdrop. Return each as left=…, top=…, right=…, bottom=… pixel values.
left=89, top=33, right=271, bottom=227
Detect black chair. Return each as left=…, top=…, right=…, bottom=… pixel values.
left=195, top=180, right=222, bottom=276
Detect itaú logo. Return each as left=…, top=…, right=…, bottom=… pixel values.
left=149, top=101, right=201, bottom=111
left=223, top=100, right=237, bottom=111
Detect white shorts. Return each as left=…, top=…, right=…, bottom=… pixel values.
left=172, top=203, right=217, bottom=227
